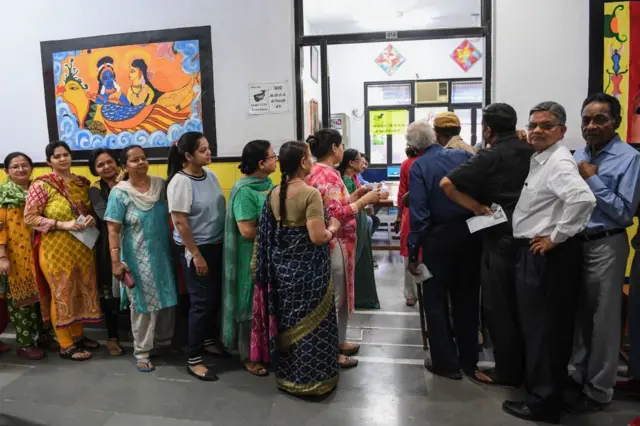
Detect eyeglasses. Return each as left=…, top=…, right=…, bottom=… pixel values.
left=526, top=122, right=561, bottom=131
left=265, top=155, right=278, bottom=161
left=8, top=164, right=31, bottom=171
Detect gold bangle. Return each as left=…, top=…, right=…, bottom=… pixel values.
left=110, top=247, right=120, bottom=252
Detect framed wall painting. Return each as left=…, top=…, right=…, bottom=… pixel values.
left=40, top=26, right=216, bottom=160
left=309, top=98, right=320, bottom=135
left=589, top=0, right=640, bottom=143
left=311, top=46, right=319, bottom=83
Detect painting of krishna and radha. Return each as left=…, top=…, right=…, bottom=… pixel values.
left=54, top=40, right=202, bottom=150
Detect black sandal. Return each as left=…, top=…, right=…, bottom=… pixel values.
left=424, top=360, right=463, bottom=380
left=467, top=368, right=519, bottom=388
left=59, top=346, right=92, bottom=361
left=187, top=365, right=219, bottom=382
left=75, top=336, right=101, bottom=350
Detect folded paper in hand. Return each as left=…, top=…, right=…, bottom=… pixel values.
left=466, top=204, right=508, bottom=234
left=413, top=263, right=433, bottom=283
left=69, top=215, right=100, bottom=249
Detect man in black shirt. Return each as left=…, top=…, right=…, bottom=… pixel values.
left=439, top=103, right=534, bottom=387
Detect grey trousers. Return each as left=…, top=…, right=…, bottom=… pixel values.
left=571, top=232, right=629, bottom=404
left=403, top=257, right=418, bottom=301
left=331, top=241, right=349, bottom=345
left=130, top=305, right=176, bottom=360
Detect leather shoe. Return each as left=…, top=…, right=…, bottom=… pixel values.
left=502, top=400, right=560, bottom=424
left=424, top=359, right=462, bottom=380
left=565, top=394, right=607, bottom=414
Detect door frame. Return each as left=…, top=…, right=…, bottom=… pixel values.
left=293, top=0, right=493, bottom=141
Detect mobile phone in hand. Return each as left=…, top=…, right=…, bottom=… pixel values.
left=123, top=271, right=135, bottom=289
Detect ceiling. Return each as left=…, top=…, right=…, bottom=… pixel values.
left=303, top=0, right=481, bottom=35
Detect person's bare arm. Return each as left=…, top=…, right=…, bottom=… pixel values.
left=171, top=211, right=208, bottom=276
left=440, top=177, right=491, bottom=216
left=237, top=220, right=258, bottom=240
left=307, top=217, right=340, bottom=245
left=107, top=222, right=127, bottom=279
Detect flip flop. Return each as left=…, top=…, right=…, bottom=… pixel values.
left=136, top=358, right=155, bottom=372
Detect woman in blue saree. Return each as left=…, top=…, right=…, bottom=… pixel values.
left=250, top=141, right=341, bottom=396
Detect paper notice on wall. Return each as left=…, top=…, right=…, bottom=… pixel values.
left=268, top=82, right=289, bottom=114
left=249, top=84, right=269, bottom=115
left=370, top=110, right=409, bottom=135
left=249, top=82, right=290, bottom=115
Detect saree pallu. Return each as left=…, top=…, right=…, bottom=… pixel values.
left=354, top=209, right=380, bottom=309
left=250, top=199, right=339, bottom=396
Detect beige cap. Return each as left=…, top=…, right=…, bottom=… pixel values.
left=433, top=112, right=461, bottom=128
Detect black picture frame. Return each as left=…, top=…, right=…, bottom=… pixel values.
left=40, top=26, right=216, bottom=163
left=310, top=46, right=319, bottom=84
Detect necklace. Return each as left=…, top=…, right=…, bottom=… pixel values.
left=287, top=178, right=304, bottom=184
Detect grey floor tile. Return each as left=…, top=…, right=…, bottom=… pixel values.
left=0, top=365, right=106, bottom=407
left=72, top=373, right=188, bottom=417
left=0, top=400, right=112, bottom=426
left=0, top=364, right=33, bottom=391
left=103, top=413, right=212, bottom=426
left=166, top=381, right=275, bottom=424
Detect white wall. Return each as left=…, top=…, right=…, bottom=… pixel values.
left=328, top=38, right=484, bottom=152
left=493, top=0, right=589, bottom=149
left=1, top=0, right=295, bottom=161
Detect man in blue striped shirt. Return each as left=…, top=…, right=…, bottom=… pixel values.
left=570, top=93, right=640, bottom=413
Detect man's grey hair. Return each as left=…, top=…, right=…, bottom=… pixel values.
left=529, top=101, right=567, bottom=125
left=406, top=120, right=437, bottom=151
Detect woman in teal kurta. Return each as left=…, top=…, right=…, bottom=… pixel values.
left=338, top=149, right=380, bottom=309
left=222, top=140, right=277, bottom=376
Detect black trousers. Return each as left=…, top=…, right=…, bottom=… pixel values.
left=515, top=237, right=580, bottom=413
left=421, top=221, right=481, bottom=375
left=179, top=243, right=223, bottom=365
left=100, top=298, right=120, bottom=340
left=482, top=234, right=525, bottom=384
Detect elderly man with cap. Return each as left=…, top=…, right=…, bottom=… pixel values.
left=406, top=120, right=481, bottom=379
left=433, top=112, right=476, bottom=154
left=439, top=103, right=534, bottom=388
left=502, top=101, right=595, bottom=423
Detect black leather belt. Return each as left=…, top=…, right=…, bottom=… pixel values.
left=580, top=228, right=626, bottom=242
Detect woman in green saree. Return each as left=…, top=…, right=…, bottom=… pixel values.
left=222, top=140, right=277, bottom=375
left=338, top=149, right=380, bottom=309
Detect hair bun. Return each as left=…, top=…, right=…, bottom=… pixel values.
left=306, top=135, right=317, bottom=146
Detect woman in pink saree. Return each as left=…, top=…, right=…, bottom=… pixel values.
left=305, top=129, right=381, bottom=368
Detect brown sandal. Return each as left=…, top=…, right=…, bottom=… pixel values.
left=245, top=361, right=269, bottom=377
left=107, top=339, right=124, bottom=356
left=339, top=343, right=361, bottom=357
left=338, top=356, right=359, bottom=369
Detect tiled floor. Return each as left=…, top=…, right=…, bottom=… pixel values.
left=1, top=251, right=639, bottom=426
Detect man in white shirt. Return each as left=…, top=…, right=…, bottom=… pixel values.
left=502, top=102, right=596, bottom=424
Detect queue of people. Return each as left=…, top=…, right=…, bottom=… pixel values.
left=0, top=128, right=388, bottom=397
left=406, top=93, right=640, bottom=423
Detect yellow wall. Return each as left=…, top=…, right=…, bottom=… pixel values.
left=0, top=161, right=281, bottom=201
